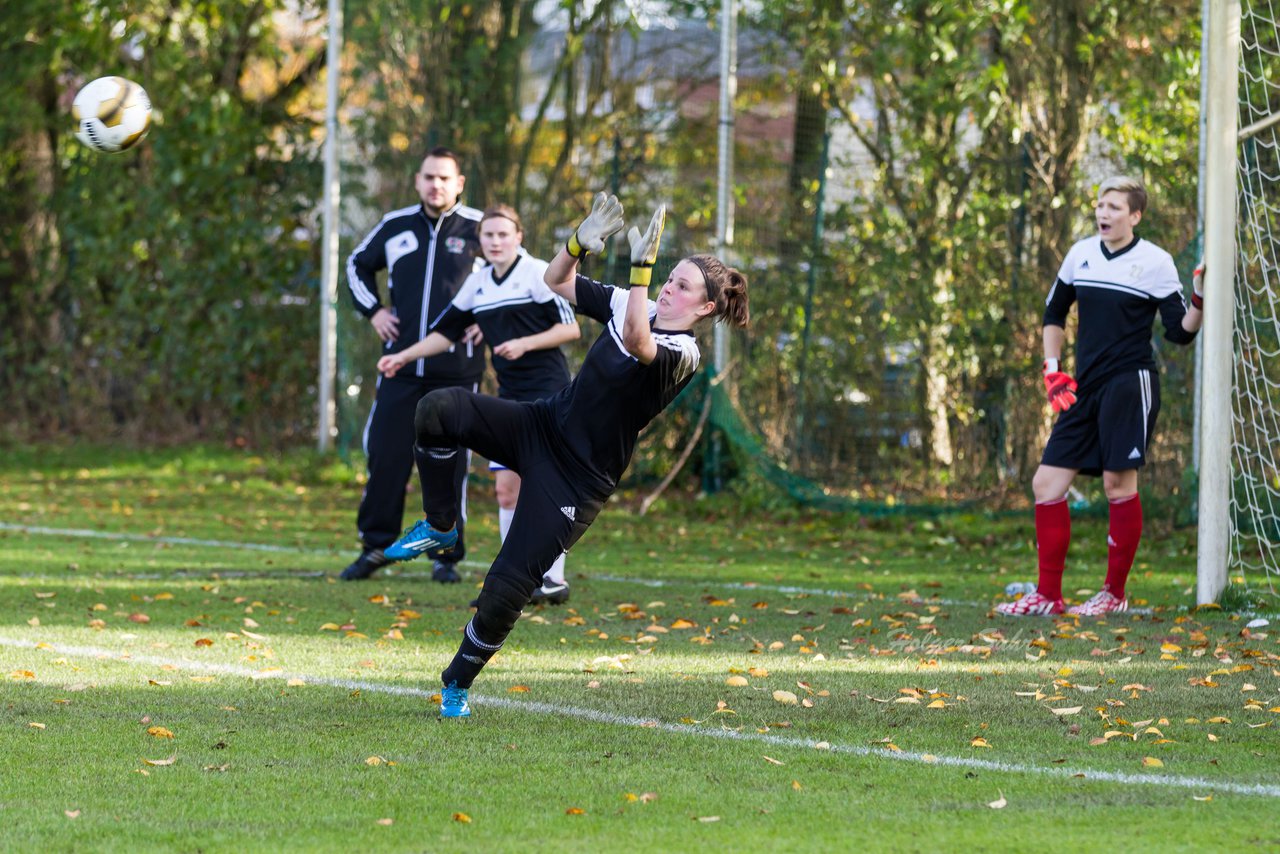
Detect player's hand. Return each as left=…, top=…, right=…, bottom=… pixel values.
left=493, top=338, right=529, bottom=360
left=1043, top=362, right=1078, bottom=413
left=371, top=308, right=400, bottom=342
left=377, top=354, right=405, bottom=377
left=627, top=205, right=666, bottom=286
left=1191, top=258, right=1204, bottom=310
left=567, top=192, right=624, bottom=258
left=463, top=324, right=484, bottom=346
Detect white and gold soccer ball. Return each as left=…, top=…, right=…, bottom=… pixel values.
left=72, top=76, right=152, bottom=153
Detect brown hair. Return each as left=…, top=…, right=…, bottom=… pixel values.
left=420, top=145, right=463, bottom=173
left=1098, top=175, right=1147, bottom=214
left=480, top=203, right=523, bottom=235
left=687, top=254, right=750, bottom=329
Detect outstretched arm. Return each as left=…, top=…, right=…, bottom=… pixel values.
left=621, top=206, right=666, bottom=364
left=545, top=192, right=625, bottom=303
left=376, top=331, right=455, bottom=377
left=492, top=322, right=581, bottom=360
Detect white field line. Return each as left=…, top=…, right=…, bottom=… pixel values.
left=0, top=635, right=1276, bottom=799
left=0, top=522, right=989, bottom=605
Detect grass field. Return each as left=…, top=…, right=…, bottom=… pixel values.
left=2, top=444, right=1278, bottom=852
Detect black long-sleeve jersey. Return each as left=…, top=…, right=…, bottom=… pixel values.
left=1044, top=236, right=1197, bottom=393
left=534, top=275, right=701, bottom=486
left=346, top=202, right=486, bottom=383
left=430, top=254, right=574, bottom=400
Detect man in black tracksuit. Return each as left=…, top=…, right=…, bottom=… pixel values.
left=340, top=147, right=486, bottom=582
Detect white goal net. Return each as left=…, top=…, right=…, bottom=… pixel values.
left=1232, top=0, right=1280, bottom=595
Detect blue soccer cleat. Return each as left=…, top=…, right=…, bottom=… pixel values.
left=440, top=681, right=471, bottom=718
left=383, top=519, right=457, bottom=562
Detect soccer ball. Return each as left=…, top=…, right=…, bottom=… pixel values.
left=72, top=76, right=152, bottom=153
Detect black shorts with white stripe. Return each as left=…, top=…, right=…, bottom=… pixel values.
left=1041, top=368, right=1161, bottom=476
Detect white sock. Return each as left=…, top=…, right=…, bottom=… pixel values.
left=498, top=506, right=514, bottom=543
left=544, top=552, right=567, bottom=586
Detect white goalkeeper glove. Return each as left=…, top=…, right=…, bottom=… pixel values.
left=1191, top=258, right=1204, bottom=310
left=627, top=206, right=666, bottom=286
left=566, top=192, right=624, bottom=258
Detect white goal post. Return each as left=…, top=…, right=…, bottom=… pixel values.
left=1197, top=0, right=1241, bottom=604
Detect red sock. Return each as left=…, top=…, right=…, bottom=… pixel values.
left=1104, top=493, right=1142, bottom=599
left=1034, top=498, right=1070, bottom=601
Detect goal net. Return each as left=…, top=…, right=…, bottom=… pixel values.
left=1232, top=0, right=1280, bottom=596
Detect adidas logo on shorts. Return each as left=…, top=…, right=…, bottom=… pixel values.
left=1128, top=447, right=1142, bottom=460
left=560, top=505, right=576, bottom=521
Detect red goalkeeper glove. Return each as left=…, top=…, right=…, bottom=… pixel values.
left=1191, top=259, right=1204, bottom=310
left=1043, top=359, right=1077, bottom=413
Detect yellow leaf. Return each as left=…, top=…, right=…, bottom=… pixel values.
left=792, top=780, right=803, bottom=791
left=319, top=623, right=341, bottom=631
left=147, top=726, right=175, bottom=739
left=65, top=810, right=81, bottom=819
left=365, top=756, right=386, bottom=766
left=1141, top=756, right=1164, bottom=768
left=725, top=676, right=749, bottom=687
left=452, top=812, right=472, bottom=823
left=375, top=818, right=394, bottom=826
left=623, top=793, right=639, bottom=802
left=1207, top=733, right=1218, bottom=742
left=1206, top=716, right=1231, bottom=724
left=926, top=700, right=947, bottom=709
left=565, top=807, right=585, bottom=815
left=772, top=690, right=799, bottom=705
left=670, top=619, right=697, bottom=629
left=748, top=667, right=769, bottom=678
left=8, top=670, right=35, bottom=680
left=141, top=754, right=177, bottom=766
left=508, top=685, right=530, bottom=693
left=971, top=737, right=992, bottom=748
left=28, top=722, right=46, bottom=729
left=1050, top=706, right=1083, bottom=716
left=1192, top=795, right=1212, bottom=802
left=763, top=756, right=785, bottom=766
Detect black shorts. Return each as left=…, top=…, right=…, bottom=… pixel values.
left=1041, top=368, right=1160, bottom=476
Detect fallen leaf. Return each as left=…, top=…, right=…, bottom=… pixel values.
left=65, top=810, right=80, bottom=819
left=28, top=722, right=46, bottom=730
left=1141, top=756, right=1164, bottom=768
left=508, top=685, right=530, bottom=693
left=365, top=756, right=386, bottom=766
left=988, top=791, right=1007, bottom=809
left=1050, top=706, right=1083, bottom=716
left=146, top=726, right=175, bottom=739
left=565, top=807, right=585, bottom=815
left=725, top=675, right=749, bottom=687
left=971, top=737, right=992, bottom=749
left=141, top=754, right=177, bottom=766
left=376, top=818, right=394, bottom=826
left=696, top=815, right=721, bottom=823
left=772, top=690, right=799, bottom=705
left=452, top=812, right=472, bottom=823
left=763, top=756, right=785, bottom=766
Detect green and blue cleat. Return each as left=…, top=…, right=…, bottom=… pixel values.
left=440, top=681, right=471, bottom=718
left=384, top=519, right=457, bottom=562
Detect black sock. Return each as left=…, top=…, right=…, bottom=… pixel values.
left=441, top=618, right=503, bottom=689
left=413, top=443, right=458, bottom=531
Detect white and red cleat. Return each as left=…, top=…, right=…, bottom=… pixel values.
left=1067, top=588, right=1128, bottom=616
left=994, top=591, right=1065, bottom=616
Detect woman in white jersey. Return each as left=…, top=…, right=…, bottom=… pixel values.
left=997, top=175, right=1204, bottom=618
left=380, top=192, right=750, bottom=717
left=378, top=204, right=580, bottom=602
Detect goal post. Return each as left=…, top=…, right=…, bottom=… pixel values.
left=1197, top=0, right=1240, bottom=605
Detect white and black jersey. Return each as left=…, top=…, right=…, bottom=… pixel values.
left=346, top=202, right=486, bottom=383
left=537, top=275, right=701, bottom=485
left=1044, top=236, right=1197, bottom=392
left=430, top=255, right=573, bottom=400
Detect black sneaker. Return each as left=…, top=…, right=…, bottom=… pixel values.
left=432, top=560, right=462, bottom=583
left=529, top=581, right=570, bottom=605
left=340, top=547, right=389, bottom=581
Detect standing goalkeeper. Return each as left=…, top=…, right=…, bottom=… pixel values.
left=998, top=175, right=1203, bottom=617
